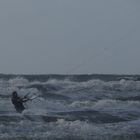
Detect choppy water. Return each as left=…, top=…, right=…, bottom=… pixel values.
left=0, top=74, right=140, bottom=140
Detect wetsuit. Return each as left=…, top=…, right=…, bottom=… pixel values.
left=11, top=97, right=28, bottom=113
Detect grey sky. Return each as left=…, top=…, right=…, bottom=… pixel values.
left=0, top=0, right=139, bottom=74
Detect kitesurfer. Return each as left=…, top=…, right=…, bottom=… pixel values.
left=11, top=91, right=30, bottom=113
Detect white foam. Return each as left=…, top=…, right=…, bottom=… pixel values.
left=8, top=77, right=29, bottom=87
left=69, top=99, right=140, bottom=113
left=0, top=118, right=140, bottom=139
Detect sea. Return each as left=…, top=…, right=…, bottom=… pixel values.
left=0, top=74, right=140, bottom=140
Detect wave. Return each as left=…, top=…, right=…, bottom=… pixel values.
left=1, top=76, right=140, bottom=95
left=117, top=96, right=140, bottom=101
left=69, top=99, right=140, bottom=120
left=0, top=117, right=140, bottom=140
left=0, top=110, right=128, bottom=124
left=55, top=110, right=128, bottom=123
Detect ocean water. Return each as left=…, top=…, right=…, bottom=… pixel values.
left=0, top=74, right=140, bottom=140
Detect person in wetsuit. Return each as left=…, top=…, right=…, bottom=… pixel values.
left=11, top=91, right=30, bottom=113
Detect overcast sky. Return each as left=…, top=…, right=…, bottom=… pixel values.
left=0, top=0, right=140, bottom=74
